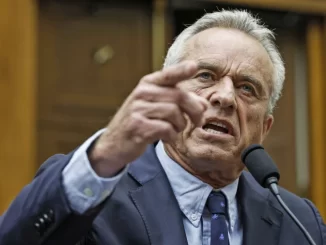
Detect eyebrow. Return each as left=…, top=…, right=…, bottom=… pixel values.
left=197, top=61, right=265, bottom=93
left=239, top=74, right=264, bottom=93
left=197, top=61, right=222, bottom=73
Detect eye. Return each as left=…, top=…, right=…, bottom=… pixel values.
left=240, top=84, right=255, bottom=95
left=197, top=72, right=214, bottom=80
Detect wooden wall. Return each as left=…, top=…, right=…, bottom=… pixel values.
left=306, top=19, right=326, bottom=218
left=0, top=0, right=37, bottom=213
left=37, top=1, right=152, bottom=164
left=175, top=0, right=326, bottom=13
left=1, top=0, right=326, bottom=218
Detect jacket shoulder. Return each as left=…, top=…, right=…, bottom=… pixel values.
left=35, top=153, right=72, bottom=177
left=276, top=186, right=325, bottom=244
left=241, top=171, right=325, bottom=244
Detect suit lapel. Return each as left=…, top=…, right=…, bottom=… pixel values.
left=127, top=146, right=284, bottom=245
left=238, top=172, right=283, bottom=245
left=128, top=145, right=188, bottom=245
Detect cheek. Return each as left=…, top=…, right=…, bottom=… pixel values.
left=247, top=111, right=266, bottom=143
left=238, top=101, right=265, bottom=143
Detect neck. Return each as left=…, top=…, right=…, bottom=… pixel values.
left=163, top=143, right=242, bottom=189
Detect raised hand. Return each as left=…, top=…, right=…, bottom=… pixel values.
left=89, top=61, right=208, bottom=177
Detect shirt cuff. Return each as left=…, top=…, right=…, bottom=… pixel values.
left=62, top=129, right=128, bottom=214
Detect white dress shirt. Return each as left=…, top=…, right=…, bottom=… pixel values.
left=62, top=129, right=128, bottom=214
left=156, top=141, right=243, bottom=245
left=61, top=131, right=243, bottom=244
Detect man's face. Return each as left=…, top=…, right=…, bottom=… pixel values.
left=171, top=27, right=274, bottom=173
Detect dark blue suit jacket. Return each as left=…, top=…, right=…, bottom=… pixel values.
left=0, top=144, right=325, bottom=245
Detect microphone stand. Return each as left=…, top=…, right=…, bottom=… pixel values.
left=266, top=177, right=317, bottom=245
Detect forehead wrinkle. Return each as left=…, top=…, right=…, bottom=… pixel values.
left=234, top=53, right=269, bottom=79
left=196, top=59, right=226, bottom=73
left=183, top=27, right=274, bottom=85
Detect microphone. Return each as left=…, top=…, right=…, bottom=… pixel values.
left=241, top=144, right=317, bottom=245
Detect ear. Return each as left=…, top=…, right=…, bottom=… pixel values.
left=262, top=114, right=274, bottom=141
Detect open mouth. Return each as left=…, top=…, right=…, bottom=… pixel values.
left=202, top=121, right=232, bottom=135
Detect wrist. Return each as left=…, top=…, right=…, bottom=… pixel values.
left=87, top=140, right=126, bottom=178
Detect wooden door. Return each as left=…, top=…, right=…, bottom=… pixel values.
left=37, top=0, right=152, bottom=163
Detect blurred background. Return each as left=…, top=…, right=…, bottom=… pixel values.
left=1, top=0, right=326, bottom=218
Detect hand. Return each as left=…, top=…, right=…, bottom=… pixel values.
left=88, top=61, right=208, bottom=177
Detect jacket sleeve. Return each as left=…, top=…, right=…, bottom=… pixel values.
left=62, top=129, right=128, bottom=215
left=0, top=152, right=103, bottom=245
left=304, top=199, right=326, bottom=245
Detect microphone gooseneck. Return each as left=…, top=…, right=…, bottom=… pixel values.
left=241, top=144, right=317, bottom=245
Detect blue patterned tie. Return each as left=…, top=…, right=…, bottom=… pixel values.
left=206, top=192, right=230, bottom=245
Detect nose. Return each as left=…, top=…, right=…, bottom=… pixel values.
left=208, top=76, right=237, bottom=110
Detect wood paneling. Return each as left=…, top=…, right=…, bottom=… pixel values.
left=306, top=19, right=326, bottom=218
left=263, top=30, right=297, bottom=193
left=38, top=1, right=152, bottom=163
left=152, top=0, right=168, bottom=70
left=0, top=0, right=37, bottom=213
left=173, top=0, right=326, bottom=14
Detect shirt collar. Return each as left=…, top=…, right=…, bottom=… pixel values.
left=155, top=141, right=239, bottom=227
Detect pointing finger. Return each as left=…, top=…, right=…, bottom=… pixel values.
left=141, top=61, right=198, bottom=87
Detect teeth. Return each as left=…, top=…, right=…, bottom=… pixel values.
left=204, top=128, right=225, bottom=134
left=210, top=122, right=228, bottom=129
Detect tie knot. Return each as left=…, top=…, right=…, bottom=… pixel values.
left=206, top=191, right=227, bottom=215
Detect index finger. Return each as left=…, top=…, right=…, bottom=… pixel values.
left=141, top=61, right=198, bottom=87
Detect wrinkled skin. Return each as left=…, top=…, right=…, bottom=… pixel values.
left=164, top=28, right=274, bottom=188
left=89, top=27, right=274, bottom=189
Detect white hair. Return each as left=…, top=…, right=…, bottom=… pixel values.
left=163, top=10, right=285, bottom=114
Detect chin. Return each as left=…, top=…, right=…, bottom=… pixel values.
left=187, top=143, right=240, bottom=164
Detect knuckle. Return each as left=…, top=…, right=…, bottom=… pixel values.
left=133, top=85, right=146, bottom=97
left=141, top=71, right=161, bottom=84
left=143, top=129, right=157, bottom=142
left=130, top=112, right=143, bottom=125
left=130, top=100, right=143, bottom=112
left=133, top=83, right=157, bottom=101
left=161, top=123, right=173, bottom=134
left=195, top=104, right=206, bottom=115
left=172, top=90, right=183, bottom=103
left=133, top=85, right=152, bottom=100
left=140, top=74, right=152, bottom=84
left=129, top=115, right=147, bottom=143
left=161, top=72, right=171, bottom=81
left=167, top=103, right=179, bottom=115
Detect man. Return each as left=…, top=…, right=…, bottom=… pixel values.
left=0, top=9, right=325, bottom=245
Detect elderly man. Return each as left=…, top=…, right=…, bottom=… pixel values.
left=0, top=10, right=325, bottom=245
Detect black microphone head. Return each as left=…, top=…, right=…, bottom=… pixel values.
left=241, top=144, right=280, bottom=188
